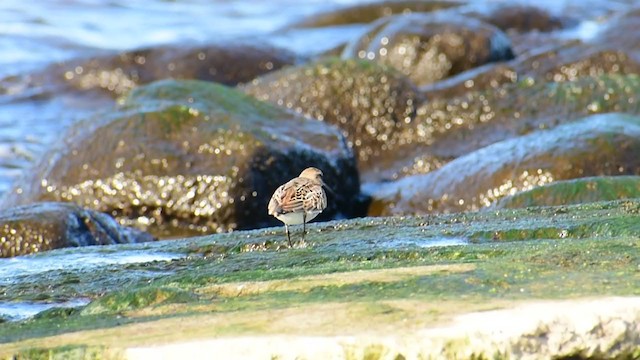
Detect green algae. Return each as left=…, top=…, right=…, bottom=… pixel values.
left=123, top=78, right=288, bottom=121
left=11, top=345, right=122, bottom=360
left=496, top=176, right=640, bottom=209
left=0, top=200, right=639, bottom=353
left=80, top=287, right=197, bottom=316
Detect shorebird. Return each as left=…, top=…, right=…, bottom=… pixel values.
left=268, top=167, right=328, bottom=246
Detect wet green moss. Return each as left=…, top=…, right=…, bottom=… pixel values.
left=11, top=345, right=122, bottom=360
left=80, top=287, right=197, bottom=316
left=32, top=307, right=81, bottom=321
left=123, top=78, right=288, bottom=121
left=1, top=199, right=639, bottom=350
left=496, top=176, right=640, bottom=209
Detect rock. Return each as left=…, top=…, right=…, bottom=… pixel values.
left=594, top=6, right=640, bottom=52
left=0, top=202, right=153, bottom=258
left=519, top=46, right=640, bottom=84
left=240, top=58, right=421, bottom=170
left=2, top=80, right=361, bottom=238
left=287, top=0, right=464, bottom=28
left=421, top=6, right=640, bottom=98
left=376, top=74, right=640, bottom=182
left=420, top=62, right=518, bottom=99
left=495, top=176, right=640, bottom=209
left=463, top=4, right=565, bottom=33
left=422, top=42, right=640, bottom=99
left=11, top=42, right=298, bottom=98
left=366, top=113, right=640, bottom=216
left=2, top=198, right=640, bottom=358
left=341, top=13, right=514, bottom=86
left=416, top=74, right=640, bottom=157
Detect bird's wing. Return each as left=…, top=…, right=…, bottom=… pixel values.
left=304, top=184, right=327, bottom=212
left=270, top=178, right=316, bottom=215
left=279, top=179, right=309, bottom=213
left=267, top=186, right=284, bottom=215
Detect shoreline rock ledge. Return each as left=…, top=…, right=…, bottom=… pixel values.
left=124, top=297, right=640, bottom=360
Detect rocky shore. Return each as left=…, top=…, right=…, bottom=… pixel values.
left=0, top=1, right=639, bottom=358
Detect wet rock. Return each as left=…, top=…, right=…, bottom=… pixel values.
left=3, top=196, right=640, bottom=357
left=463, top=4, right=565, bottom=33
left=420, top=62, right=518, bottom=99
left=421, top=6, right=640, bottom=98
left=2, top=79, right=360, bottom=238
left=495, top=176, right=640, bottom=209
left=458, top=4, right=570, bottom=58
left=594, top=6, right=640, bottom=52
left=341, top=13, right=514, bottom=86
left=9, top=42, right=298, bottom=98
left=241, top=58, right=421, bottom=169
left=367, top=113, right=640, bottom=216
left=423, top=41, right=640, bottom=99
left=287, top=0, right=464, bottom=28
left=0, top=202, right=153, bottom=258
left=377, top=74, right=640, bottom=182
left=520, top=46, right=640, bottom=84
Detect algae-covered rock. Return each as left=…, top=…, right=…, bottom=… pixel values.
left=81, top=287, right=196, bottom=316
left=241, top=58, right=420, bottom=168
left=374, top=74, right=640, bottom=182
left=287, top=0, right=464, bottom=28
left=1, top=199, right=640, bottom=359
left=495, top=176, right=640, bottom=209
left=341, top=13, right=514, bottom=86
left=2, top=79, right=361, bottom=238
left=519, top=46, right=640, bottom=84
left=423, top=29, right=640, bottom=99
left=0, top=202, right=153, bottom=258
left=367, top=113, right=640, bottom=216
left=16, top=42, right=298, bottom=98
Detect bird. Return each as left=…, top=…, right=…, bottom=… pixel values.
left=268, top=167, right=328, bottom=247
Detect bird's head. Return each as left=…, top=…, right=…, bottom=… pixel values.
left=299, top=167, right=335, bottom=195
left=299, top=167, right=323, bottom=183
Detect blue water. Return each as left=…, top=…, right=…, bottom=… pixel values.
left=0, top=0, right=363, bottom=77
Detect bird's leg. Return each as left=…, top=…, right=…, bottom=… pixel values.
left=302, top=212, right=307, bottom=242
left=285, top=224, right=292, bottom=247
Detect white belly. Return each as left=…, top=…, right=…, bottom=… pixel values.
left=275, top=211, right=321, bottom=225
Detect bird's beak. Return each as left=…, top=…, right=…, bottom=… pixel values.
left=321, top=180, right=337, bottom=196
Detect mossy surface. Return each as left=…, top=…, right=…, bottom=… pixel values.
left=0, top=199, right=639, bottom=357
left=496, top=176, right=640, bottom=209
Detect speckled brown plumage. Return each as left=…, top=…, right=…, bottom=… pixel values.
left=268, top=167, right=327, bottom=246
